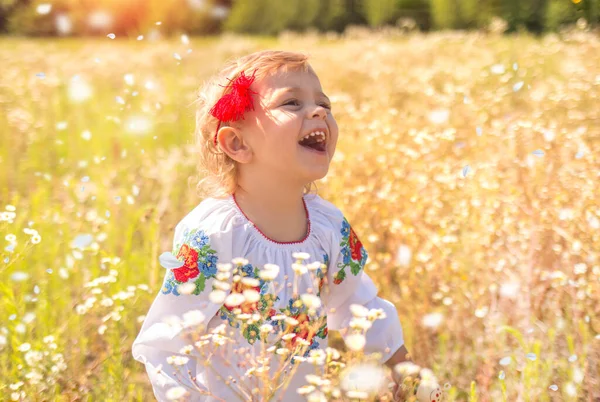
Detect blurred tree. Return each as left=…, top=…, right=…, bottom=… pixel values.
left=396, top=0, right=431, bottom=30
left=225, top=0, right=362, bottom=34
left=262, top=0, right=302, bottom=34
left=7, top=0, right=72, bottom=36
left=144, top=0, right=217, bottom=36
left=457, top=0, right=479, bottom=28
left=313, top=0, right=348, bottom=31
left=322, top=0, right=367, bottom=32
left=4, top=0, right=226, bottom=36
left=474, top=0, right=504, bottom=29
left=0, top=0, right=18, bottom=33
left=286, top=0, right=321, bottom=31
left=223, top=0, right=266, bottom=34
left=501, top=0, right=549, bottom=33
left=526, top=0, right=549, bottom=33
left=1, top=0, right=596, bottom=35
left=544, top=0, right=579, bottom=30
left=363, top=0, right=398, bottom=27
left=581, top=0, right=600, bottom=27
left=430, top=0, right=456, bottom=29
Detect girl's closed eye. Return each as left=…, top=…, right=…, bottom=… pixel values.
left=283, top=99, right=331, bottom=110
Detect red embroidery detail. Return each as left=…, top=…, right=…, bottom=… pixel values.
left=210, top=70, right=258, bottom=146
left=348, top=225, right=363, bottom=261
left=284, top=313, right=314, bottom=348
left=333, top=277, right=343, bottom=285
left=317, top=277, right=325, bottom=293
left=172, top=244, right=200, bottom=282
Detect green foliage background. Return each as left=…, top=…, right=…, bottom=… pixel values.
left=0, top=0, right=597, bottom=36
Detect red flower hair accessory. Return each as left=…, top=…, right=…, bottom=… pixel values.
left=209, top=69, right=258, bottom=147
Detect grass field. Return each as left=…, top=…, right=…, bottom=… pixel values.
left=1, top=29, right=599, bottom=401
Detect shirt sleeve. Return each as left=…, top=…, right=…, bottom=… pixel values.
left=131, top=219, right=234, bottom=402
left=322, top=212, right=404, bottom=364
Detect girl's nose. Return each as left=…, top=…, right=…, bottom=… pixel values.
left=311, top=106, right=327, bottom=119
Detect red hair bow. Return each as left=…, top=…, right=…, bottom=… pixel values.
left=210, top=69, right=258, bottom=147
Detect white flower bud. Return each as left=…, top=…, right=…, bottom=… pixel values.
left=242, top=289, right=260, bottom=303
left=307, top=261, right=321, bottom=271
left=217, top=263, right=232, bottom=272
left=182, top=310, right=205, bottom=328
left=350, top=304, right=369, bottom=318
left=344, top=333, right=366, bottom=351
left=259, top=263, right=280, bottom=281
left=216, top=272, right=230, bottom=281
left=297, top=385, right=316, bottom=395
left=225, top=293, right=245, bottom=307
left=213, top=281, right=231, bottom=291
left=166, top=386, right=188, bottom=400
left=292, top=252, right=311, bottom=260
left=177, top=282, right=196, bottom=295
left=301, top=294, right=321, bottom=309
left=231, top=258, right=248, bottom=266
left=241, top=277, right=260, bottom=287
left=209, top=290, right=227, bottom=304
left=292, top=263, right=308, bottom=275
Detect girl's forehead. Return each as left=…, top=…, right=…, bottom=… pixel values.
left=255, top=69, right=322, bottom=95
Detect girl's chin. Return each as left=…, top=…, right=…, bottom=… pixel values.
left=299, top=164, right=330, bottom=182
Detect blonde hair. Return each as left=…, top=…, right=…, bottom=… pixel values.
left=191, top=50, right=320, bottom=200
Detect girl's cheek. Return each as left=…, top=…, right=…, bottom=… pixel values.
left=328, top=118, right=338, bottom=134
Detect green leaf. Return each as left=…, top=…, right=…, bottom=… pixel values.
left=193, top=274, right=206, bottom=295
left=316, top=320, right=327, bottom=338
left=244, top=324, right=261, bottom=343
left=350, top=261, right=362, bottom=276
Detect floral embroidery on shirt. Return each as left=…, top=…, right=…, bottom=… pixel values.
left=333, top=218, right=368, bottom=285
left=272, top=298, right=328, bottom=361
left=217, top=263, right=280, bottom=342
left=216, top=264, right=329, bottom=353
left=161, top=228, right=218, bottom=296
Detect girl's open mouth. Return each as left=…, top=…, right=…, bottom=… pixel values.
left=298, top=131, right=327, bottom=153
left=299, top=142, right=326, bottom=153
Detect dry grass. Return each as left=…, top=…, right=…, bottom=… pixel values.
left=0, top=29, right=599, bottom=401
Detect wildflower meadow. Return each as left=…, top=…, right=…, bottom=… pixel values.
left=1, top=27, right=599, bottom=401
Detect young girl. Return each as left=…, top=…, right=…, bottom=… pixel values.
left=132, top=50, right=411, bottom=401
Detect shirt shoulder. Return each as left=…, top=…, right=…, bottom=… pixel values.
left=305, top=193, right=344, bottom=229
left=305, top=194, right=350, bottom=246
left=161, top=197, right=240, bottom=295
left=175, top=196, right=241, bottom=238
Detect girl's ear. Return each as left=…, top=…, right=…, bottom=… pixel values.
left=216, top=126, right=253, bottom=164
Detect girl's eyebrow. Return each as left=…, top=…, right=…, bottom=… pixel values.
left=276, top=87, right=331, bottom=102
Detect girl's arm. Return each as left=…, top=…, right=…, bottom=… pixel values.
left=132, top=220, right=234, bottom=401
left=322, top=214, right=405, bottom=365
left=384, top=344, right=411, bottom=369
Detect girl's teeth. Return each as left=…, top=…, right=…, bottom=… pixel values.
left=299, top=131, right=325, bottom=144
